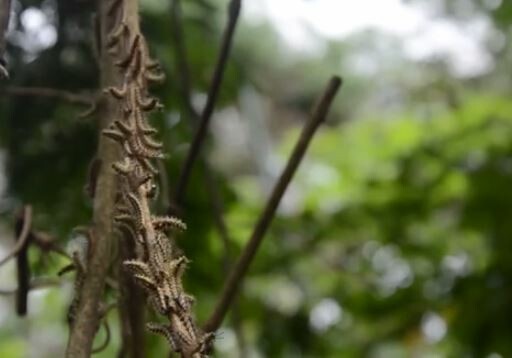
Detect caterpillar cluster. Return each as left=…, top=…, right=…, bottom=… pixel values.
left=102, top=1, right=213, bottom=356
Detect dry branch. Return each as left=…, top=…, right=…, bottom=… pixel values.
left=203, top=76, right=343, bottom=333
left=31, top=231, right=71, bottom=260
left=169, top=0, right=234, bottom=258
left=169, top=3, right=246, bottom=352
left=0, top=277, right=63, bottom=295
left=0, top=86, right=94, bottom=105
left=173, top=0, right=242, bottom=206
left=14, top=206, right=32, bottom=316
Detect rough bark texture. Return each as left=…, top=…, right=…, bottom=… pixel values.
left=65, top=1, right=124, bottom=356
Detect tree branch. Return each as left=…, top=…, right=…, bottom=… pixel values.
left=169, top=0, right=234, bottom=255
left=0, top=86, right=94, bottom=105
left=14, top=205, right=32, bottom=316
left=0, top=205, right=32, bottom=268
left=0, top=209, right=73, bottom=314
left=65, top=0, right=123, bottom=355
left=91, top=320, right=112, bottom=354
left=0, top=276, right=63, bottom=295
left=203, top=76, right=343, bottom=333
left=0, top=214, right=71, bottom=269
left=169, top=0, right=196, bottom=121
left=203, top=168, right=248, bottom=355
left=169, top=5, right=246, bottom=351
left=31, top=231, right=71, bottom=260
left=173, top=0, right=242, bottom=206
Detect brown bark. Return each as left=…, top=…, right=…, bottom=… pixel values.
left=65, top=1, right=124, bottom=356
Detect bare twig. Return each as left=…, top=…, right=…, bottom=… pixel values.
left=170, top=4, right=246, bottom=350
left=203, top=165, right=249, bottom=354
left=169, top=0, right=232, bottom=235
left=0, top=228, right=70, bottom=269
left=203, top=76, right=343, bottom=332
left=169, top=0, right=197, bottom=121
left=0, top=205, right=32, bottom=267
left=92, top=320, right=112, bottom=355
left=58, top=262, right=119, bottom=291
left=173, top=0, right=242, bottom=206
left=0, top=210, right=74, bottom=313
left=100, top=301, right=119, bottom=316
left=32, top=231, right=72, bottom=260
left=0, top=276, right=63, bottom=295
left=170, top=0, right=236, bottom=280
left=15, top=206, right=33, bottom=316
left=0, top=86, right=94, bottom=105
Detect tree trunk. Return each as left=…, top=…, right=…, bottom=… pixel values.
left=65, top=0, right=125, bottom=356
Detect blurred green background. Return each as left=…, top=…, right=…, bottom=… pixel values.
left=1, top=0, right=512, bottom=356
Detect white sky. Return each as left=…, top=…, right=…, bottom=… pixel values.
left=243, top=0, right=500, bottom=77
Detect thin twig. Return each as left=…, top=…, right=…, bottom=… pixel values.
left=0, top=229, right=70, bottom=267
left=202, top=164, right=248, bottom=354
left=0, top=86, right=94, bottom=105
left=32, top=231, right=72, bottom=260
left=57, top=261, right=119, bottom=291
left=173, top=0, right=242, bottom=206
left=170, top=0, right=235, bottom=276
left=169, top=0, right=196, bottom=121
left=0, top=276, right=63, bottom=295
left=15, top=206, right=32, bottom=316
left=169, top=3, right=246, bottom=351
left=0, top=205, right=33, bottom=267
left=100, top=301, right=119, bottom=316
left=203, top=76, right=343, bottom=332
left=92, top=320, right=112, bottom=354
